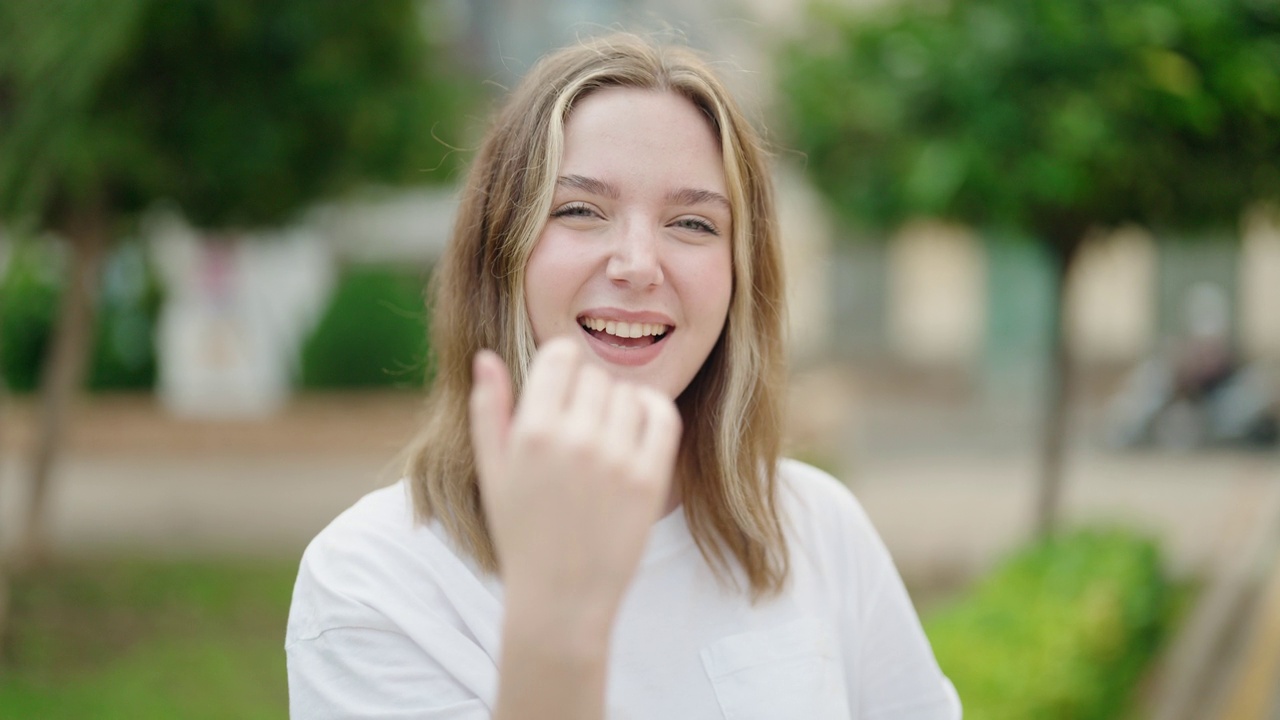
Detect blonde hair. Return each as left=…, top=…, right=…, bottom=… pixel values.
left=405, top=33, right=789, bottom=599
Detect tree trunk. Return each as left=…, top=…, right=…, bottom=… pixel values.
left=0, top=563, right=8, bottom=663
left=0, top=326, right=8, bottom=656
left=1034, top=229, right=1086, bottom=538
left=14, top=203, right=109, bottom=566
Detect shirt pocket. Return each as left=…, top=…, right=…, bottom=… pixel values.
left=700, top=617, right=849, bottom=720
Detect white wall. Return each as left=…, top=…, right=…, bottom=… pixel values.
left=1066, top=227, right=1157, bottom=364
left=1240, top=208, right=1280, bottom=361
left=887, top=222, right=985, bottom=366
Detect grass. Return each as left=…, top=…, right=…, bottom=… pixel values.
left=0, top=553, right=1194, bottom=719
left=1, top=558, right=299, bottom=720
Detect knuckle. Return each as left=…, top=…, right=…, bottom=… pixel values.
left=600, top=445, right=632, bottom=472
left=513, top=421, right=555, bottom=452
left=561, top=427, right=595, bottom=454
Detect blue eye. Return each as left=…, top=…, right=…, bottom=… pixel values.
left=550, top=203, right=597, bottom=218
left=674, top=217, right=719, bottom=235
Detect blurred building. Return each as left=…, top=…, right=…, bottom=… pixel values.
left=831, top=219, right=1280, bottom=370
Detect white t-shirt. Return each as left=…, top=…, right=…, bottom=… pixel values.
left=286, top=459, right=961, bottom=719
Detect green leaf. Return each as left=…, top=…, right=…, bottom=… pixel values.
left=778, top=0, right=1280, bottom=240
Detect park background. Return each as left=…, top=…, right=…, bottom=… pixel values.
left=1, top=0, right=1279, bottom=718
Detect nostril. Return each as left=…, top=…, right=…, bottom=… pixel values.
left=605, top=253, right=664, bottom=287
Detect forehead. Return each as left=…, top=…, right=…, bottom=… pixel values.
left=558, top=87, right=727, bottom=193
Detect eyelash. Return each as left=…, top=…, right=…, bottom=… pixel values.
left=550, top=202, right=596, bottom=219
left=550, top=204, right=720, bottom=236
left=675, top=217, right=719, bottom=235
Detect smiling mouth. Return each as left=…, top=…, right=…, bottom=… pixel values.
left=578, top=317, right=671, bottom=349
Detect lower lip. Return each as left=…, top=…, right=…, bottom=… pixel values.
left=580, top=326, right=668, bottom=366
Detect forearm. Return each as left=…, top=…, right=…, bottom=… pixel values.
left=473, top=342, right=679, bottom=719
left=492, top=593, right=616, bottom=720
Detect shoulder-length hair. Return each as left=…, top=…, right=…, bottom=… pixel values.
left=405, top=32, right=789, bottom=600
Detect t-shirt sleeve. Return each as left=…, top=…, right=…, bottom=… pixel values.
left=846, top=519, right=962, bottom=720
left=285, top=492, right=499, bottom=720
left=286, top=624, right=490, bottom=720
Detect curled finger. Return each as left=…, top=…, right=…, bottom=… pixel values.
left=469, top=350, right=514, bottom=492
left=634, top=388, right=682, bottom=486
left=516, top=337, right=582, bottom=429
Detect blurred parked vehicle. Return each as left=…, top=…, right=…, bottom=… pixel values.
left=1107, top=284, right=1279, bottom=449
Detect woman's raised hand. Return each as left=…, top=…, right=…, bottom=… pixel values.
left=469, top=337, right=682, bottom=623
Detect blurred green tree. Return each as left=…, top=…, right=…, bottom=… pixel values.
left=779, top=0, right=1280, bottom=535
left=0, top=0, right=470, bottom=563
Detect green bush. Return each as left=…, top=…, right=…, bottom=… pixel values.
left=0, top=242, right=60, bottom=392
left=925, top=528, right=1170, bottom=720
left=299, top=265, right=430, bottom=389
left=86, top=242, right=164, bottom=391
left=0, top=240, right=162, bottom=393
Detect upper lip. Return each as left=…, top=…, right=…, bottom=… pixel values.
left=577, top=307, right=676, bottom=327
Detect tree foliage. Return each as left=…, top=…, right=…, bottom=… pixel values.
left=0, top=0, right=473, bottom=563
left=0, top=0, right=470, bottom=233
left=778, top=0, right=1280, bottom=242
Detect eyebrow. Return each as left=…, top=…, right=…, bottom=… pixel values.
left=666, top=186, right=731, bottom=211
left=557, top=174, right=731, bottom=211
left=558, top=174, right=620, bottom=199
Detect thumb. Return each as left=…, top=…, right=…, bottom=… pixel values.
left=469, top=349, right=513, bottom=488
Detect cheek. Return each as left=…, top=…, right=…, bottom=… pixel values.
left=523, top=232, right=579, bottom=340
left=697, top=245, right=734, bottom=323
left=522, top=245, right=550, bottom=341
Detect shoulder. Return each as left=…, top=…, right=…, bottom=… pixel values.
left=314, top=479, right=416, bottom=540
left=775, top=458, right=876, bottom=535
left=288, top=482, right=410, bottom=631
left=774, top=458, right=900, bottom=595
left=286, top=481, right=500, bottom=714
left=300, top=480, right=419, bottom=577
left=287, top=480, right=476, bottom=641
left=776, top=457, right=851, bottom=499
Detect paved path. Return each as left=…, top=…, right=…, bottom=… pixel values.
left=4, top=444, right=1275, bottom=589
left=2, top=385, right=1276, bottom=588
left=0, top=393, right=423, bottom=559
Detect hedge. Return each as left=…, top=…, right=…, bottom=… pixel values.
left=299, top=265, right=430, bottom=389
left=0, top=240, right=162, bottom=393
left=925, top=528, right=1170, bottom=719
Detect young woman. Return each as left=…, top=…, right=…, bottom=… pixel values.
left=286, top=33, right=961, bottom=720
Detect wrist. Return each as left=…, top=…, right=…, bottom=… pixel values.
left=501, top=585, right=617, bottom=663
left=495, top=590, right=615, bottom=720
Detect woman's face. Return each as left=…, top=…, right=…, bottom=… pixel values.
left=524, top=87, right=734, bottom=399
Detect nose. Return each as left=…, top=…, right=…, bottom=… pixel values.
left=605, top=220, right=664, bottom=288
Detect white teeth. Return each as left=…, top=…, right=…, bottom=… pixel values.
left=579, top=317, right=668, bottom=338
